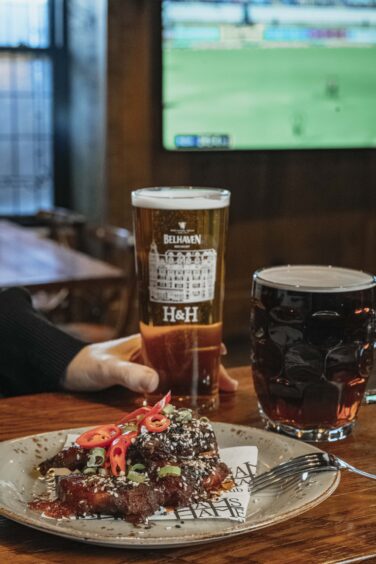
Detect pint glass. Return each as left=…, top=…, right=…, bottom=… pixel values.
left=251, top=265, right=376, bottom=441
left=132, top=187, right=230, bottom=410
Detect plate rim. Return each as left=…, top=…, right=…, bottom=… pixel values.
left=0, top=423, right=341, bottom=548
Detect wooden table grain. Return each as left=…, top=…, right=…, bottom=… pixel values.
left=0, top=220, right=125, bottom=291
left=0, top=367, right=375, bottom=564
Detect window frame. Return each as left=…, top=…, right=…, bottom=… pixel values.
left=0, top=0, right=71, bottom=220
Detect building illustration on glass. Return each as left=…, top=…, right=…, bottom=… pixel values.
left=148, top=241, right=217, bottom=303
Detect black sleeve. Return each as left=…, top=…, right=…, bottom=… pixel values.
left=0, top=287, right=85, bottom=396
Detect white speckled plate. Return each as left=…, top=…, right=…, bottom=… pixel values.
left=0, top=423, right=340, bottom=548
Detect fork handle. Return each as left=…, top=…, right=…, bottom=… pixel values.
left=330, top=455, right=376, bottom=480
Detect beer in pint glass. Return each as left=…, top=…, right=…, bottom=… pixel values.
left=251, top=265, right=376, bottom=442
left=132, top=187, right=230, bottom=410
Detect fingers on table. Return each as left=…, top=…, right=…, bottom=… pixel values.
left=113, top=361, right=159, bottom=394
left=218, top=364, right=238, bottom=392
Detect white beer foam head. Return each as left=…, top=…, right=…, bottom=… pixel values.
left=132, top=187, right=230, bottom=210
left=254, top=265, right=376, bottom=293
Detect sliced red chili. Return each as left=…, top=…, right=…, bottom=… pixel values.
left=117, top=406, right=151, bottom=426
left=76, top=424, right=121, bottom=449
left=155, top=390, right=172, bottom=411
left=108, top=432, right=137, bottom=477
left=144, top=413, right=170, bottom=433
left=137, top=391, right=172, bottom=427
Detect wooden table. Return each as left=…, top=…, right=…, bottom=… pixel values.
left=0, top=220, right=125, bottom=291
left=0, top=367, right=375, bottom=564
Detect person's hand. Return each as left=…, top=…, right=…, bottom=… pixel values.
left=128, top=337, right=238, bottom=393
left=218, top=343, right=238, bottom=392
left=64, top=334, right=238, bottom=393
left=64, top=335, right=159, bottom=393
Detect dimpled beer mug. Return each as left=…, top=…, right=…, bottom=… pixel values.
left=132, top=187, right=230, bottom=410
left=251, top=265, right=376, bottom=442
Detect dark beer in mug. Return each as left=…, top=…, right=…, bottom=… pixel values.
left=132, top=187, right=230, bottom=410
left=251, top=265, right=376, bottom=441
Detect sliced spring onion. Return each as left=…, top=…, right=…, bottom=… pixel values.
left=177, top=409, right=192, bottom=422
left=127, top=470, right=147, bottom=483
left=129, top=463, right=146, bottom=473
left=200, top=416, right=210, bottom=423
left=162, top=404, right=175, bottom=416
left=83, top=467, right=97, bottom=475
left=158, top=465, right=181, bottom=478
left=121, top=423, right=137, bottom=433
left=86, top=447, right=106, bottom=467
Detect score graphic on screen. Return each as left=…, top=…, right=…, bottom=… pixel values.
left=162, top=0, right=376, bottom=151
left=175, top=134, right=230, bottom=149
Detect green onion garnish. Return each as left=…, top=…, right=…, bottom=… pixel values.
left=121, top=423, right=137, bottom=433
left=127, top=470, right=146, bottom=483
left=177, top=409, right=192, bottom=422
left=162, top=404, right=175, bottom=416
left=129, top=463, right=146, bottom=473
left=86, top=447, right=106, bottom=467
left=158, top=465, right=181, bottom=478
left=83, top=467, right=97, bottom=475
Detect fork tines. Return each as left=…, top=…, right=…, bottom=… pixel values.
left=250, top=452, right=337, bottom=494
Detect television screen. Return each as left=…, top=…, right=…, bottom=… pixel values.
left=162, top=0, right=376, bottom=150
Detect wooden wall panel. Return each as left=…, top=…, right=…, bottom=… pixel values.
left=106, top=0, right=376, bottom=337
left=69, top=0, right=107, bottom=221
left=224, top=211, right=372, bottom=337
left=106, top=1, right=148, bottom=226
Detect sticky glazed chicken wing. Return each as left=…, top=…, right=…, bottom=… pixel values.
left=30, top=394, right=232, bottom=524
left=38, top=446, right=88, bottom=476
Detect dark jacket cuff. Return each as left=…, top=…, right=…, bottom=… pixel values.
left=0, top=287, right=85, bottom=392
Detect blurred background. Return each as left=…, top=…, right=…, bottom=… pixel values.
left=1, top=0, right=375, bottom=363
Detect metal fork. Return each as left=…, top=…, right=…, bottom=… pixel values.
left=251, top=452, right=376, bottom=495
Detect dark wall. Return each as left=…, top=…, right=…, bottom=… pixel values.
left=69, top=0, right=107, bottom=221
left=106, top=0, right=376, bottom=337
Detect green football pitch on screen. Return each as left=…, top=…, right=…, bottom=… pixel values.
left=162, top=46, right=376, bottom=150
left=163, top=22, right=376, bottom=150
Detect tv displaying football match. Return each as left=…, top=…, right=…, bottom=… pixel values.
left=162, top=0, right=376, bottom=150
